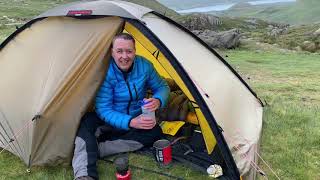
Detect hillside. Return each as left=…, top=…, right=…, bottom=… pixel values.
left=121, top=0, right=179, bottom=18
left=220, top=0, right=320, bottom=25
left=157, top=0, right=320, bottom=25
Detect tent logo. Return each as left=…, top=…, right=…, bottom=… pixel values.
left=67, top=10, right=93, bottom=16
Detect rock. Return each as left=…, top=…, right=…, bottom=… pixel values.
left=266, top=22, right=289, bottom=37
left=247, top=25, right=257, bottom=29
left=194, top=29, right=241, bottom=49
left=244, top=19, right=258, bottom=29
left=269, top=22, right=290, bottom=29
left=267, top=27, right=288, bottom=37
left=302, top=41, right=317, bottom=52
left=219, top=29, right=241, bottom=49
left=244, top=19, right=258, bottom=25
left=279, top=49, right=290, bottom=53
left=182, top=13, right=221, bottom=31
left=313, top=28, right=320, bottom=36
left=2, top=16, right=15, bottom=23
left=294, top=46, right=302, bottom=52
left=303, top=41, right=310, bottom=45
left=273, top=43, right=279, bottom=47
left=192, top=30, right=201, bottom=36
left=267, top=25, right=274, bottom=30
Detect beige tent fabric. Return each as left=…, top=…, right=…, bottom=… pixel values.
left=0, top=16, right=123, bottom=165
left=142, top=13, right=263, bottom=176
left=108, top=0, right=152, bottom=19
left=37, top=0, right=152, bottom=20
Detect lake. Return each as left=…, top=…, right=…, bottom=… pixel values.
left=249, top=0, right=296, bottom=5
left=177, top=3, right=235, bottom=13
left=176, top=0, right=296, bottom=14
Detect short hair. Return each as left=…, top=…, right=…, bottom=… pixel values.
left=112, top=33, right=135, bottom=48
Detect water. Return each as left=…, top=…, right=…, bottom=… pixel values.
left=176, top=3, right=235, bottom=13
left=141, top=106, right=155, bottom=120
left=175, top=0, right=296, bottom=14
left=249, top=0, right=296, bottom=5
left=141, top=100, right=156, bottom=120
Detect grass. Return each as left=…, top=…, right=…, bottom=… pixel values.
left=1, top=0, right=320, bottom=179
left=224, top=50, right=320, bottom=104
left=0, top=0, right=75, bottom=43
left=0, top=150, right=206, bottom=179
left=222, top=50, right=320, bottom=179
left=260, top=102, right=320, bottom=179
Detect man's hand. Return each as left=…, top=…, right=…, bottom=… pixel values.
left=143, top=98, right=160, bottom=112
left=129, top=115, right=156, bottom=129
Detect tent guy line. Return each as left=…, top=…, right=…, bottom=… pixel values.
left=234, top=129, right=281, bottom=180
left=0, top=110, right=31, bottom=157
left=0, top=109, right=24, bottom=157
left=224, top=133, right=267, bottom=179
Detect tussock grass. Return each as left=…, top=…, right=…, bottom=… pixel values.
left=223, top=50, right=320, bottom=179
left=261, top=101, right=320, bottom=179
left=0, top=150, right=205, bottom=179
left=224, top=50, right=320, bottom=104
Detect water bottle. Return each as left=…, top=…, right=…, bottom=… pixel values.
left=141, top=100, right=156, bottom=120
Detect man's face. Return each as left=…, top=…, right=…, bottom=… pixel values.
left=112, top=38, right=136, bottom=72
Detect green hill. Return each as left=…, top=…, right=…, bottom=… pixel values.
left=121, top=0, right=179, bottom=18
left=221, top=0, right=320, bottom=25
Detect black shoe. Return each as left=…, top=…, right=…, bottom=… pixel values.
left=75, top=176, right=95, bottom=180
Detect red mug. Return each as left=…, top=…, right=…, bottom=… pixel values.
left=153, top=139, right=172, bottom=166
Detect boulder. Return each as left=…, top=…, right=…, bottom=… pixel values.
left=244, top=19, right=258, bottom=29
left=302, top=41, right=317, bottom=52
left=2, top=15, right=15, bottom=23
left=244, top=19, right=258, bottom=25
left=267, top=27, right=288, bottom=37
left=294, top=46, right=302, bottom=52
left=247, top=25, right=257, bottom=30
left=181, top=13, right=221, bottom=31
left=194, top=29, right=241, bottom=49
left=267, top=25, right=274, bottom=30
left=269, top=22, right=289, bottom=29
left=313, top=28, right=320, bottom=36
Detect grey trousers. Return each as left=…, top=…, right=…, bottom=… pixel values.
left=72, top=112, right=163, bottom=180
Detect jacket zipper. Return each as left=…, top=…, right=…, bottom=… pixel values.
left=125, top=77, right=133, bottom=115
left=133, top=84, right=138, bottom=100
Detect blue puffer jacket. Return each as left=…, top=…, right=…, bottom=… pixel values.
left=95, top=55, right=170, bottom=130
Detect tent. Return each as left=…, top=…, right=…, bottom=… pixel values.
left=0, top=0, right=263, bottom=179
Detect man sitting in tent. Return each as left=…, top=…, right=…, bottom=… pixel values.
left=72, top=33, right=170, bottom=180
